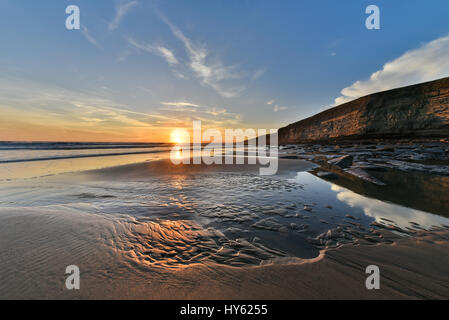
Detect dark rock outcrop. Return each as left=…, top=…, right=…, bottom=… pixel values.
left=278, top=77, right=449, bottom=144
left=328, top=155, right=353, bottom=169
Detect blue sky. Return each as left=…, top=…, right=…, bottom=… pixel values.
left=0, top=0, right=448, bottom=141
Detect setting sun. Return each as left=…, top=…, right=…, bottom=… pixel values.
left=170, top=128, right=190, bottom=144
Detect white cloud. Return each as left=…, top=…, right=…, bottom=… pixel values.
left=267, top=100, right=287, bottom=112
left=126, top=13, right=263, bottom=98
left=273, top=105, right=288, bottom=112
left=335, top=34, right=449, bottom=105
left=156, top=46, right=179, bottom=65
left=117, top=50, right=132, bottom=62
left=108, top=1, right=139, bottom=31
left=81, top=26, right=101, bottom=49
left=252, top=68, right=266, bottom=81
left=0, top=77, right=242, bottom=130
left=157, top=101, right=241, bottom=127
left=331, top=185, right=449, bottom=230
left=158, top=13, right=247, bottom=98
left=127, top=37, right=179, bottom=65
left=0, top=77, right=167, bottom=129
left=161, top=102, right=200, bottom=108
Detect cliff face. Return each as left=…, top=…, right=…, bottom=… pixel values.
left=278, top=77, right=449, bottom=144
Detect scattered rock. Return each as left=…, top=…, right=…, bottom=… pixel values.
left=377, top=146, right=395, bottom=152
left=328, top=155, right=353, bottom=169
left=251, top=218, right=283, bottom=231
left=278, top=226, right=289, bottom=233
left=316, top=171, right=337, bottom=179
left=289, top=223, right=300, bottom=230
left=268, top=208, right=288, bottom=216
left=303, top=205, right=313, bottom=212
left=344, top=167, right=386, bottom=185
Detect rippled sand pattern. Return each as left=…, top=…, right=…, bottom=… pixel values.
left=0, top=170, right=310, bottom=269
left=1, top=159, right=449, bottom=277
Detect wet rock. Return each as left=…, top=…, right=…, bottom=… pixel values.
left=252, top=237, right=261, bottom=243
left=316, top=171, right=337, bottom=179
left=377, top=146, right=395, bottom=152
left=344, top=167, right=386, bottom=185
left=303, top=205, right=313, bottom=212
left=422, top=147, right=445, bottom=154
left=387, top=160, right=449, bottom=176
left=326, top=229, right=340, bottom=240
left=295, top=212, right=310, bottom=219
left=325, top=240, right=336, bottom=247
left=289, top=223, right=300, bottom=230
left=328, top=155, right=353, bottom=169
left=251, top=218, right=283, bottom=231
left=278, top=226, right=289, bottom=233
left=318, top=147, right=335, bottom=153
left=299, top=223, right=310, bottom=230
left=268, top=208, right=288, bottom=216
left=298, top=154, right=316, bottom=160
left=352, top=162, right=387, bottom=171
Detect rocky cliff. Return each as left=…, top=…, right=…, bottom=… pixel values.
left=278, top=77, right=449, bottom=144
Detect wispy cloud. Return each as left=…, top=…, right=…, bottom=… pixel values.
left=117, top=49, right=132, bottom=62
left=158, top=101, right=240, bottom=126
left=0, top=75, right=243, bottom=140
left=127, top=13, right=264, bottom=98
left=328, top=39, right=340, bottom=57
left=252, top=68, right=266, bottom=81
left=0, top=76, right=169, bottom=132
left=155, top=46, right=179, bottom=65
left=161, top=102, right=200, bottom=108
left=81, top=26, right=101, bottom=49
left=132, top=13, right=254, bottom=98
left=127, top=37, right=179, bottom=65
left=335, top=34, right=449, bottom=105
left=161, top=14, right=244, bottom=98
left=266, top=99, right=287, bottom=112
left=273, top=105, right=288, bottom=112
left=108, top=1, right=139, bottom=31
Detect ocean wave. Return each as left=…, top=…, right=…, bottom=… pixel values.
left=0, top=149, right=166, bottom=164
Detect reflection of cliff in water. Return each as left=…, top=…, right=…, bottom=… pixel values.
left=317, top=168, right=449, bottom=218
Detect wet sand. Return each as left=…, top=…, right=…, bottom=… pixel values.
left=1, top=204, right=447, bottom=299
left=1, top=158, right=448, bottom=299
left=149, top=230, right=449, bottom=300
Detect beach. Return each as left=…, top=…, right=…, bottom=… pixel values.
left=2, top=0, right=449, bottom=304
left=0, top=145, right=448, bottom=299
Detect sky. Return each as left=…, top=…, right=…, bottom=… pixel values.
left=0, top=0, right=448, bottom=142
